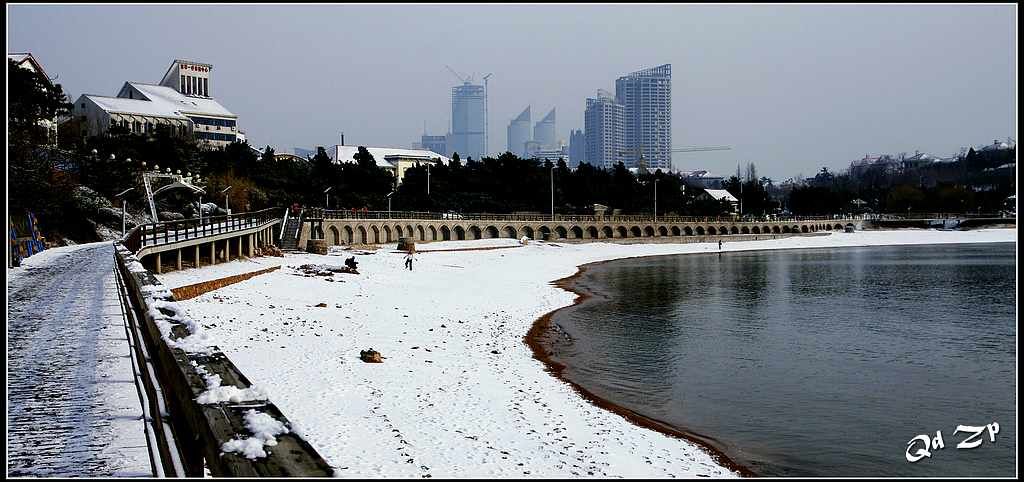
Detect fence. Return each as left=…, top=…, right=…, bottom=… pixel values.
left=122, top=208, right=281, bottom=253
left=113, top=243, right=333, bottom=476
left=308, top=208, right=861, bottom=224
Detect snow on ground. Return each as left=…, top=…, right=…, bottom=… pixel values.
left=7, top=241, right=153, bottom=477
left=172, top=229, right=1015, bottom=478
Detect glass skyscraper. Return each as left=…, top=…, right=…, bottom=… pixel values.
left=615, top=64, right=672, bottom=171
left=450, top=82, right=486, bottom=160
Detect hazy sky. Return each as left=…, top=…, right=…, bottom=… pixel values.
left=8, top=4, right=1016, bottom=178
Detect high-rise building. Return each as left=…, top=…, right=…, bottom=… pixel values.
left=533, top=108, right=557, bottom=149
left=507, top=106, right=531, bottom=157
left=584, top=90, right=625, bottom=170
left=449, top=82, right=486, bottom=160
left=568, top=129, right=585, bottom=168
left=615, top=64, right=672, bottom=170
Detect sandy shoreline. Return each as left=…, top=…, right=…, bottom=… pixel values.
left=159, top=229, right=1015, bottom=478
left=526, top=263, right=757, bottom=477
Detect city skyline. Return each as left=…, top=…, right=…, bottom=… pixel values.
left=7, top=4, right=1016, bottom=178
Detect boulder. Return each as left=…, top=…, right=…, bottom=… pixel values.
left=264, top=245, right=284, bottom=257
left=71, top=185, right=113, bottom=214
left=360, top=349, right=383, bottom=363
left=96, top=206, right=123, bottom=225
left=159, top=211, right=186, bottom=221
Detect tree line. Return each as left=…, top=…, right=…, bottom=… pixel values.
left=9, top=58, right=1014, bottom=243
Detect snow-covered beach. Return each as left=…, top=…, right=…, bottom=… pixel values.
left=157, top=229, right=1015, bottom=478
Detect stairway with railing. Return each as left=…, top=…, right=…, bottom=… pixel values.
left=279, top=208, right=303, bottom=251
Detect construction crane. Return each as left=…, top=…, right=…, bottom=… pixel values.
left=482, top=73, right=492, bottom=156
left=672, top=145, right=731, bottom=153
left=618, top=145, right=732, bottom=171
left=445, top=65, right=472, bottom=84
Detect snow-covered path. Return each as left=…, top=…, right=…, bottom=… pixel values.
left=7, top=242, right=152, bottom=477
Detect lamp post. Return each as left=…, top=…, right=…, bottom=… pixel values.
left=550, top=165, right=556, bottom=221
left=426, top=163, right=431, bottom=197
left=654, top=178, right=659, bottom=222
left=198, top=195, right=203, bottom=224
left=324, top=186, right=333, bottom=210
left=115, top=188, right=134, bottom=237
left=221, top=186, right=233, bottom=215
left=386, top=190, right=396, bottom=219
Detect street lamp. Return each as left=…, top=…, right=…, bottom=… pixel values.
left=386, top=190, right=396, bottom=219
left=426, top=163, right=431, bottom=197
left=221, top=186, right=232, bottom=214
left=115, top=188, right=134, bottom=237
left=654, top=178, right=659, bottom=222
left=550, top=165, right=556, bottom=221
left=324, top=186, right=333, bottom=210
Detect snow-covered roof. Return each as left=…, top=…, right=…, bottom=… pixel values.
left=127, top=82, right=235, bottom=118
left=331, top=145, right=450, bottom=169
left=8, top=52, right=52, bottom=84
left=80, top=81, right=236, bottom=121
left=80, top=94, right=189, bottom=120
left=700, top=189, right=738, bottom=203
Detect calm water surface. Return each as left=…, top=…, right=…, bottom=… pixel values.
left=548, top=243, right=1016, bottom=476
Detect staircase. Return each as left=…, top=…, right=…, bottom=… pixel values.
left=280, top=209, right=302, bottom=251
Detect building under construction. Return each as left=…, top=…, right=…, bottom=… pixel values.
left=449, top=82, right=486, bottom=160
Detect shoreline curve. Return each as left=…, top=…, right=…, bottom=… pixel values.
left=524, top=258, right=757, bottom=478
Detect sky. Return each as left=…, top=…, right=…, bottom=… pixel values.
left=7, top=3, right=1017, bottom=179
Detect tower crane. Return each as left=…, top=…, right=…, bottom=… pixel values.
left=445, top=65, right=472, bottom=84
left=482, top=73, right=493, bottom=156
left=618, top=145, right=731, bottom=171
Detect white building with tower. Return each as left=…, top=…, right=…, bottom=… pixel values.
left=72, top=59, right=239, bottom=149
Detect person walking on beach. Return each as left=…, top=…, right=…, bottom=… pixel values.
left=404, top=248, right=415, bottom=271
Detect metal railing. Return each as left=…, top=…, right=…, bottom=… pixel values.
left=123, top=208, right=281, bottom=253
left=112, top=244, right=333, bottom=476
left=113, top=257, right=185, bottom=477
left=863, top=212, right=1010, bottom=220
left=307, top=208, right=862, bottom=224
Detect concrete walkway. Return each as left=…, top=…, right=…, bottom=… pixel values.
left=7, top=242, right=152, bottom=477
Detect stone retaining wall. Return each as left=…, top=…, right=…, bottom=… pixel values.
left=171, top=266, right=281, bottom=301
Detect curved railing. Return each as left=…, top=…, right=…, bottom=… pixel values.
left=122, top=208, right=282, bottom=253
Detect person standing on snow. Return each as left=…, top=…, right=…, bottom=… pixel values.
left=404, top=248, right=415, bottom=271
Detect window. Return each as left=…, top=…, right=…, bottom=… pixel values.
left=181, top=75, right=186, bottom=93
left=203, top=78, right=208, bottom=97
